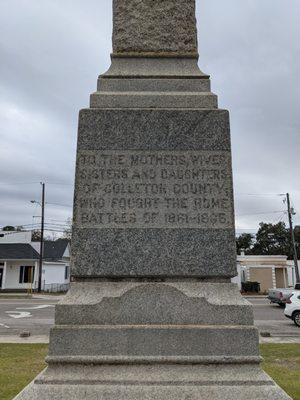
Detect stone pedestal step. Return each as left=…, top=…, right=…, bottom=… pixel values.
left=90, top=91, right=218, bottom=109
left=48, top=324, right=259, bottom=360
left=14, top=363, right=292, bottom=400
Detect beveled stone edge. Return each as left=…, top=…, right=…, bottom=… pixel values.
left=112, top=52, right=199, bottom=59
left=102, top=75, right=210, bottom=80
left=61, top=281, right=245, bottom=301
left=71, top=273, right=236, bottom=279
left=45, top=355, right=262, bottom=365
left=70, top=277, right=231, bottom=283
left=101, top=55, right=210, bottom=80
left=34, top=379, right=274, bottom=387
left=50, top=324, right=258, bottom=330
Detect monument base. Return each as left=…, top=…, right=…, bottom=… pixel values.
left=14, top=282, right=291, bottom=399
left=15, top=362, right=291, bottom=400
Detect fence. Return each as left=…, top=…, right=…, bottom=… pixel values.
left=41, top=283, right=70, bottom=293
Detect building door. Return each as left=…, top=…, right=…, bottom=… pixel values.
left=275, top=268, right=285, bottom=288
left=249, top=267, right=273, bottom=293
left=0, top=268, right=3, bottom=289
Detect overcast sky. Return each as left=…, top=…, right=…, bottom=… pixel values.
left=0, top=0, right=299, bottom=237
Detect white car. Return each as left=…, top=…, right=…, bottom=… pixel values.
left=284, top=291, right=300, bottom=327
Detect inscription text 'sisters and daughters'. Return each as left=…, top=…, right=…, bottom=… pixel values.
left=75, top=150, right=234, bottom=229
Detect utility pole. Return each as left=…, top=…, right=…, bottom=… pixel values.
left=286, top=193, right=300, bottom=283
left=38, top=183, right=45, bottom=293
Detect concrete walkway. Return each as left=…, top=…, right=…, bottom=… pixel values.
left=0, top=293, right=65, bottom=300
left=260, top=336, right=300, bottom=344
left=1, top=335, right=299, bottom=344
left=0, top=335, right=49, bottom=343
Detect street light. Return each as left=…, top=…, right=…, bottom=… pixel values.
left=30, top=200, right=41, bottom=206
left=30, top=183, right=45, bottom=293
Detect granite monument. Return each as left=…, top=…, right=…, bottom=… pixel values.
left=15, top=0, right=291, bottom=399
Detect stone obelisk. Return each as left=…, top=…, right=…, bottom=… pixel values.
left=15, top=0, right=291, bottom=399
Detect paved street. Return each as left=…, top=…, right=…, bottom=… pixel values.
left=0, top=296, right=299, bottom=343
left=0, top=296, right=58, bottom=342
left=250, top=297, right=300, bottom=342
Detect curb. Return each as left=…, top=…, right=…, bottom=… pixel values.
left=0, top=335, right=49, bottom=344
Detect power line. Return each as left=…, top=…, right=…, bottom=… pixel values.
left=0, top=180, right=74, bottom=185
left=28, top=219, right=70, bottom=224
left=236, top=210, right=286, bottom=217
left=10, top=225, right=69, bottom=230
left=236, top=228, right=259, bottom=231
left=30, top=228, right=67, bottom=233
left=46, top=202, right=72, bottom=208
left=0, top=181, right=41, bottom=186
left=48, top=219, right=72, bottom=223
left=46, top=182, right=74, bottom=186
left=235, top=193, right=285, bottom=197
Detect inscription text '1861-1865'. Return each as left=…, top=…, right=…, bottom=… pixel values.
left=74, top=150, right=234, bottom=229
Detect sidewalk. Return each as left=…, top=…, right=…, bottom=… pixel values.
left=260, top=336, right=300, bottom=344
left=0, top=293, right=65, bottom=300
left=0, top=335, right=49, bottom=344
left=0, top=293, right=32, bottom=299
left=1, top=335, right=299, bottom=344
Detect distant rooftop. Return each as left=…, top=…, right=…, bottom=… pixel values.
left=43, top=239, right=70, bottom=261
left=0, top=243, right=39, bottom=260
left=0, top=231, right=31, bottom=244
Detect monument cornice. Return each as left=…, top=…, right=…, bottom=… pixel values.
left=112, top=52, right=199, bottom=59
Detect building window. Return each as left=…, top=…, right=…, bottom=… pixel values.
left=242, top=270, right=246, bottom=283
left=19, top=266, right=35, bottom=283
left=65, top=266, right=69, bottom=280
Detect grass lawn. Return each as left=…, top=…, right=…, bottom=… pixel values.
left=0, top=344, right=47, bottom=400
left=260, top=343, right=300, bottom=400
left=0, top=343, right=299, bottom=400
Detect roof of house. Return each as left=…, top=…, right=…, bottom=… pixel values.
left=0, top=243, right=40, bottom=260
left=43, top=239, right=70, bottom=261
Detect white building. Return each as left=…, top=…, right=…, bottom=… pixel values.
left=232, top=254, right=298, bottom=293
left=0, top=243, right=39, bottom=291
left=0, top=231, right=70, bottom=292
left=39, top=239, right=70, bottom=292
left=287, top=260, right=300, bottom=288
left=0, top=231, right=32, bottom=243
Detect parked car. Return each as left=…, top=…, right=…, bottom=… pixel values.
left=284, top=292, right=300, bottom=327
left=268, top=284, right=300, bottom=307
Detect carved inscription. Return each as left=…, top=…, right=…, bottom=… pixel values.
left=75, top=151, right=234, bottom=229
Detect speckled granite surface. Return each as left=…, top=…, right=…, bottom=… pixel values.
left=113, top=0, right=198, bottom=55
